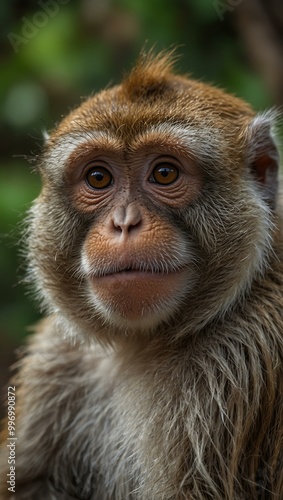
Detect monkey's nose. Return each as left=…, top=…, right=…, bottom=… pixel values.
left=111, top=203, right=143, bottom=236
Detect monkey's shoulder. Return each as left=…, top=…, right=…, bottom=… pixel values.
left=16, top=316, right=115, bottom=394
left=2, top=319, right=116, bottom=499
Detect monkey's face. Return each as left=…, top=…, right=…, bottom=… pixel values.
left=74, top=145, right=202, bottom=329
left=43, top=128, right=203, bottom=330
left=29, top=53, right=278, bottom=338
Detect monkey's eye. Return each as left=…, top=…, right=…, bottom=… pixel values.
left=86, top=166, right=113, bottom=189
left=150, top=163, right=179, bottom=185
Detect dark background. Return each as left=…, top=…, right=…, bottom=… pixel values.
left=1, top=0, right=283, bottom=414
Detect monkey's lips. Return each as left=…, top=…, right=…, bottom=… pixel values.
left=88, top=267, right=188, bottom=321
left=98, top=269, right=170, bottom=280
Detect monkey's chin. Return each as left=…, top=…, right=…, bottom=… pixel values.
left=88, top=269, right=189, bottom=330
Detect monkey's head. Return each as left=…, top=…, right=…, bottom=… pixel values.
left=28, top=52, right=280, bottom=342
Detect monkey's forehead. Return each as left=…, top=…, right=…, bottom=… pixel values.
left=50, top=79, right=254, bottom=142
left=49, top=51, right=255, bottom=146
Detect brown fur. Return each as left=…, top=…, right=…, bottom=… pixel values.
left=1, top=51, right=283, bottom=499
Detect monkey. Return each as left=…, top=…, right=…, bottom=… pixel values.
left=0, top=50, right=283, bottom=500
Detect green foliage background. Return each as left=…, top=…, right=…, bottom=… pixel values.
left=0, top=0, right=275, bottom=384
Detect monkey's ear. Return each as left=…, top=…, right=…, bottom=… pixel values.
left=247, top=112, right=280, bottom=209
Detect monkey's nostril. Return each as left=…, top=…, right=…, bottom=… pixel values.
left=128, top=220, right=142, bottom=233
left=113, top=221, right=123, bottom=232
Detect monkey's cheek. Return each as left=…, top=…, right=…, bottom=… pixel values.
left=88, top=270, right=189, bottom=322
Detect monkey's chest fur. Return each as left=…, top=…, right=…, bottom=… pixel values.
left=15, top=315, right=281, bottom=500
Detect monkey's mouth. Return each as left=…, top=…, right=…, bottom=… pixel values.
left=89, top=263, right=188, bottom=290
left=86, top=261, right=190, bottom=322
left=98, top=270, right=168, bottom=282
left=93, top=264, right=182, bottom=278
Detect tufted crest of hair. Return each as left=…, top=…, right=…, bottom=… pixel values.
left=121, top=49, right=178, bottom=100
